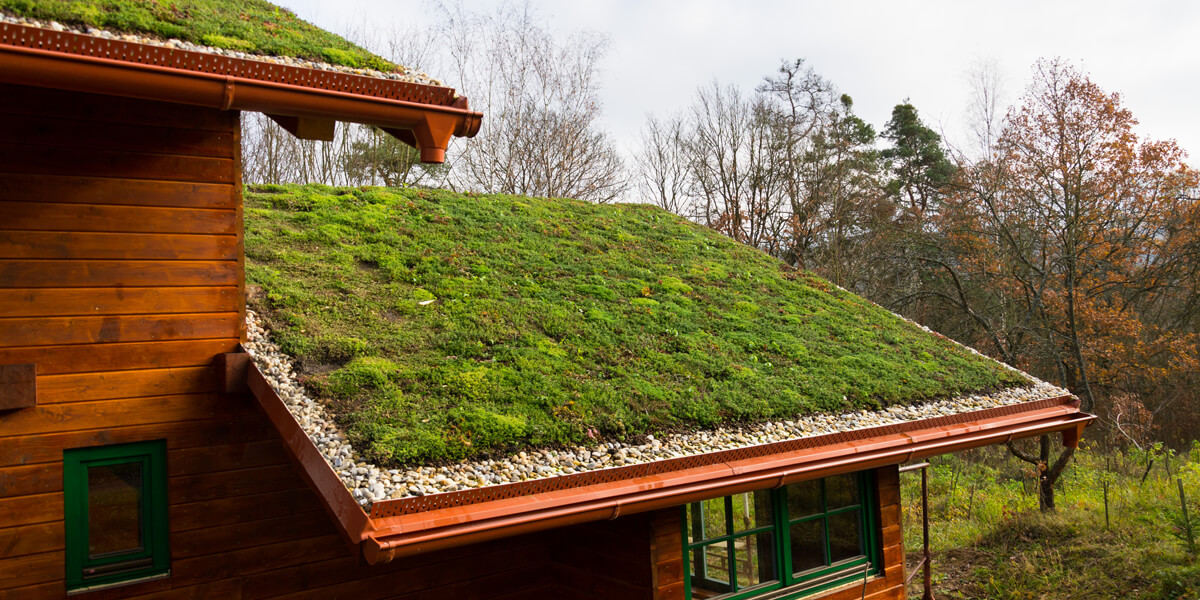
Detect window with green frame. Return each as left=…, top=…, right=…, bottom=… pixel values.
left=682, top=471, right=879, bottom=600
left=64, top=440, right=170, bottom=592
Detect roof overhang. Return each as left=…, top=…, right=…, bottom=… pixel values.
left=0, top=21, right=481, bottom=163
left=237, top=351, right=1094, bottom=564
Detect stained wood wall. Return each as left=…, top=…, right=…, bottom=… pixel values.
left=650, top=465, right=907, bottom=600
left=546, top=514, right=654, bottom=600
left=0, top=82, right=247, bottom=598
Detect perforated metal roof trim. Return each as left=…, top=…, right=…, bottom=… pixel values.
left=0, top=21, right=461, bottom=107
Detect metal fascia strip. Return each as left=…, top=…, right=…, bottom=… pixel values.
left=0, top=43, right=482, bottom=162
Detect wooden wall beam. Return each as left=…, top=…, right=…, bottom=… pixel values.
left=266, top=114, right=336, bottom=141
left=0, top=363, right=36, bottom=410
left=215, top=352, right=249, bottom=395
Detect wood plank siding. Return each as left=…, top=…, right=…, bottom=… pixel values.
left=0, top=84, right=909, bottom=599
left=0, top=84, right=249, bottom=598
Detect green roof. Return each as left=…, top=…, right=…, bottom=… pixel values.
left=244, top=184, right=1028, bottom=467
left=0, top=0, right=394, bottom=71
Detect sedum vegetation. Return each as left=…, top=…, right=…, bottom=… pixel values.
left=244, top=184, right=1027, bottom=467
left=0, top=0, right=395, bottom=71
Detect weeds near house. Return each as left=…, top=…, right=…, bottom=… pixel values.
left=903, top=443, right=1200, bottom=599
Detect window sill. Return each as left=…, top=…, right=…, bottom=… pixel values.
left=755, top=565, right=875, bottom=600
left=67, top=570, right=170, bottom=596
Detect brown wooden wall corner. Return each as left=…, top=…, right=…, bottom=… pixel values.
left=0, top=363, right=36, bottom=410
left=215, top=352, right=250, bottom=395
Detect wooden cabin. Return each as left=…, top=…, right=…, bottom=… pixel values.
left=0, top=7, right=1092, bottom=600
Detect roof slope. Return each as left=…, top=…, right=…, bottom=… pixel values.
left=244, top=184, right=1028, bottom=467
left=0, top=0, right=394, bottom=71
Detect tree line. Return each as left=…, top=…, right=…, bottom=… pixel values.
left=635, top=57, right=1199, bottom=509
left=239, top=3, right=1200, bottom=510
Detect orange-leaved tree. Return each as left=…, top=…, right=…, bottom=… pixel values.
left=911, top=59, right=1199, bottom=510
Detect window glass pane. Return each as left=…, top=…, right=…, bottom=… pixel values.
left=87, top=462, right=144, bottom=558
left=825, top=473, right=859, bottom=509
left=690, top=544, right=732, bottom=597
left=828, top=509, right=864, bottom=563
left=785, top=479, right=822, bottom=520
left=697, top=497, right=727, bottom=540
left=788, top=519, right=826, bottom=575
left=730, top=490, right=773, bottom=533
left=704, top=544, right=730, bottom=584
left=734, top=532, right=777, bottom=589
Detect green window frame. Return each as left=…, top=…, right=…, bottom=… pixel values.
left=682, top=471, right=880, bottom=600
left=64, top=440, right=170, bottom=593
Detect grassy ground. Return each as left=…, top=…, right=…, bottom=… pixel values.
left=0, top=0, right=394, bottom=71
left=902, top=442, right=1200, bottom=599
left=243, top=184, right=1026, bottom=467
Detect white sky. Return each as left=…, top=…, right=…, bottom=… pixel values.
left=285, top=0, right=1200, bottom=164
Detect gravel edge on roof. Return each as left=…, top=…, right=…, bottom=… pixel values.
left=245, top=310, right=1068, bottom=509
left=0, top=13, right=444, bottom=86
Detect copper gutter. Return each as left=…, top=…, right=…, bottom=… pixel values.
left=0, top=23, right=481, bottom=163
left=240, top=354, right=1093, bottom=564
left=363, top=404, right=1092, bottom=562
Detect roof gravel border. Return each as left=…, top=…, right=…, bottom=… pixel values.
left=244, top=310, right=1071, bottom=517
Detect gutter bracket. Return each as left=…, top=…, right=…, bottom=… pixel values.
left=221, top=77, right=235, bottom=110
left=773, top=472, right=789, bottom=489
left=608, top=503, right=622, bottom=521
left=902, top=433, right=918, bottom=463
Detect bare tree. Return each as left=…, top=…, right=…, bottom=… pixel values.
left=636, top=113, right=691, bottom=214
left=241, top=115, right=359, bottom=187
left=332, top=22, right=444, bottom=189
left=633, top=59, right=887, bottom=289
left=963, top=57, right=1007, bottom=160
left=242, top=113, right=297, bottom=185
left=433, top=1, right=627, bottom=202
left=758, top=58, right=836, bottom=257
left=240, top=5, right=628, bottom=198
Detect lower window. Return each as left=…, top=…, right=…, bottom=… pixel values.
left=64, top=440, right=170, bottom=592
left=683, top=471, right=879, bottom=599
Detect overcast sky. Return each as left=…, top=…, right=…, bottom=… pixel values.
left=286, top=0, right=1200, bottom=164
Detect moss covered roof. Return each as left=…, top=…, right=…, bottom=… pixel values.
left=244, top=184, right=1029, bottom=467
left=0, top=0, right=394, bottom=71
